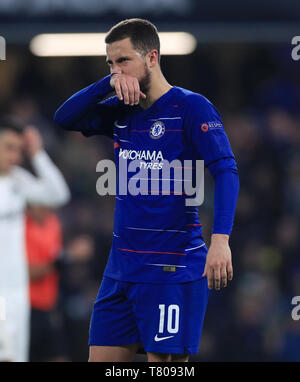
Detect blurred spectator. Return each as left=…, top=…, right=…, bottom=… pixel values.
left=26, top=206, right=68, bottom=362
left=58, top=234, right=97, bottom=362
left=0, top=121, right=70, bottom=362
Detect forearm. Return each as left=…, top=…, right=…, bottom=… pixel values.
left=25, top=150, right=71, bottom=207
left=204, top=169, right=238, bottom=289
left=211, top=166, right=239, bottom=236
left=54, top=75, right=113, bottom=127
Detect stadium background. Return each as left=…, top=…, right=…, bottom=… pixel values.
left=1, top=0, right=300, bottom=362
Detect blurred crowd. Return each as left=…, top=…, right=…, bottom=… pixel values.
left=196, top=107, right=300, bottom=362
left=0, top=41, right=299, bottom=362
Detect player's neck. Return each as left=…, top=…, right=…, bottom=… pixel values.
left=139, top=72, right=172, bottom=110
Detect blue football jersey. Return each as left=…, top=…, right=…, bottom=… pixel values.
left=55, top=75, right=238, bottom=283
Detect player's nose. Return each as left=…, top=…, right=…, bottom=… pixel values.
left=110, top=64, right=122, bottom=74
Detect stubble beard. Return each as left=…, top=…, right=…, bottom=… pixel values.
left=138, top=64, right=151, bottom=95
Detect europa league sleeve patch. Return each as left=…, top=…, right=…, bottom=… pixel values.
left=201, top=121, right=223, bottom=132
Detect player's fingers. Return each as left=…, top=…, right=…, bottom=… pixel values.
left=120, top=79, right=129, bottom=104
left=202, top=263, right=207, bottom=278
left=207, top=266, right=214, bottom=290
left=126, top=81, right=135, bottom=106
left=227, top=262, right=233, bottom=282
left=221, top=266, right=227, bottom=288
left=213, top=266, right=221, bottom=290
left=114, top=79, right=123, bottom=101
left=133, top=78, right=140, bottom=105
left=140, top=91, right=147, bottom=99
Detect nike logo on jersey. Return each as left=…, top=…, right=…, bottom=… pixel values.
left=114, top=120, right=128, bottom=129
left=154, top=334, right=174, bottom=342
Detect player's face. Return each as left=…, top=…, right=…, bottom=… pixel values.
left=106, top=37, right=152, bottom=94
left=0, top=130, right=23, bottom=174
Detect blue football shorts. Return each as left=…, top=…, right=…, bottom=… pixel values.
left=88, top=276, right=210, bottom=355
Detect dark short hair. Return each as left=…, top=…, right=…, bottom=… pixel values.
left=105, top=18, right=160, bottom=62
left=0, top=116, right=23, bottom=135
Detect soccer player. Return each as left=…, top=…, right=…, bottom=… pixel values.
left=0, top=120, right=70, bottom=362
left=54, top=19, right=239, bottom=362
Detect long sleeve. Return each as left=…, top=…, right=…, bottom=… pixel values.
left=184, top=92, right=239, bottom=236
left=208, top=159, right=239, bottom=235
left=12, top=150, right=71, bottom=208
left=54, top=75, right=120, bottom=138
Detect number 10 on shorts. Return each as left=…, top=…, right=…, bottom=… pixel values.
left=158, top=304, right=179, bottom=334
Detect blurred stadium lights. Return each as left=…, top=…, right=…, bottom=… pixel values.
left=29, top=32, right=197, bottom=57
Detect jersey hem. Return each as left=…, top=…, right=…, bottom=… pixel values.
left=102, top=272, right=206, bottom=285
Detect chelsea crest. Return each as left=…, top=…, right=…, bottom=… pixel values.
left=149, top=120, right=165, bottom=139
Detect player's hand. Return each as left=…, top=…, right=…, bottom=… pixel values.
left=110, top=73, right=146, bottom=106
left=202, top=234, right=233, bottom=290
left=23, top=126, right=43, bottom=158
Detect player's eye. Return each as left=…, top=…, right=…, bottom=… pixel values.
left=118, top=58, right=129, bottom=63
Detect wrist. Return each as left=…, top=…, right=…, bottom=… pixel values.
left=109, top=72, right=122, bottom=88
left=110, top=72, right=118, bottom=87
left=29, top=148, right=43, bottom=159
left=211, top=233, right=229, bottom=243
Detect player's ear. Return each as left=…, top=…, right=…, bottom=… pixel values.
left=147, top=49, right=159, bottom=68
